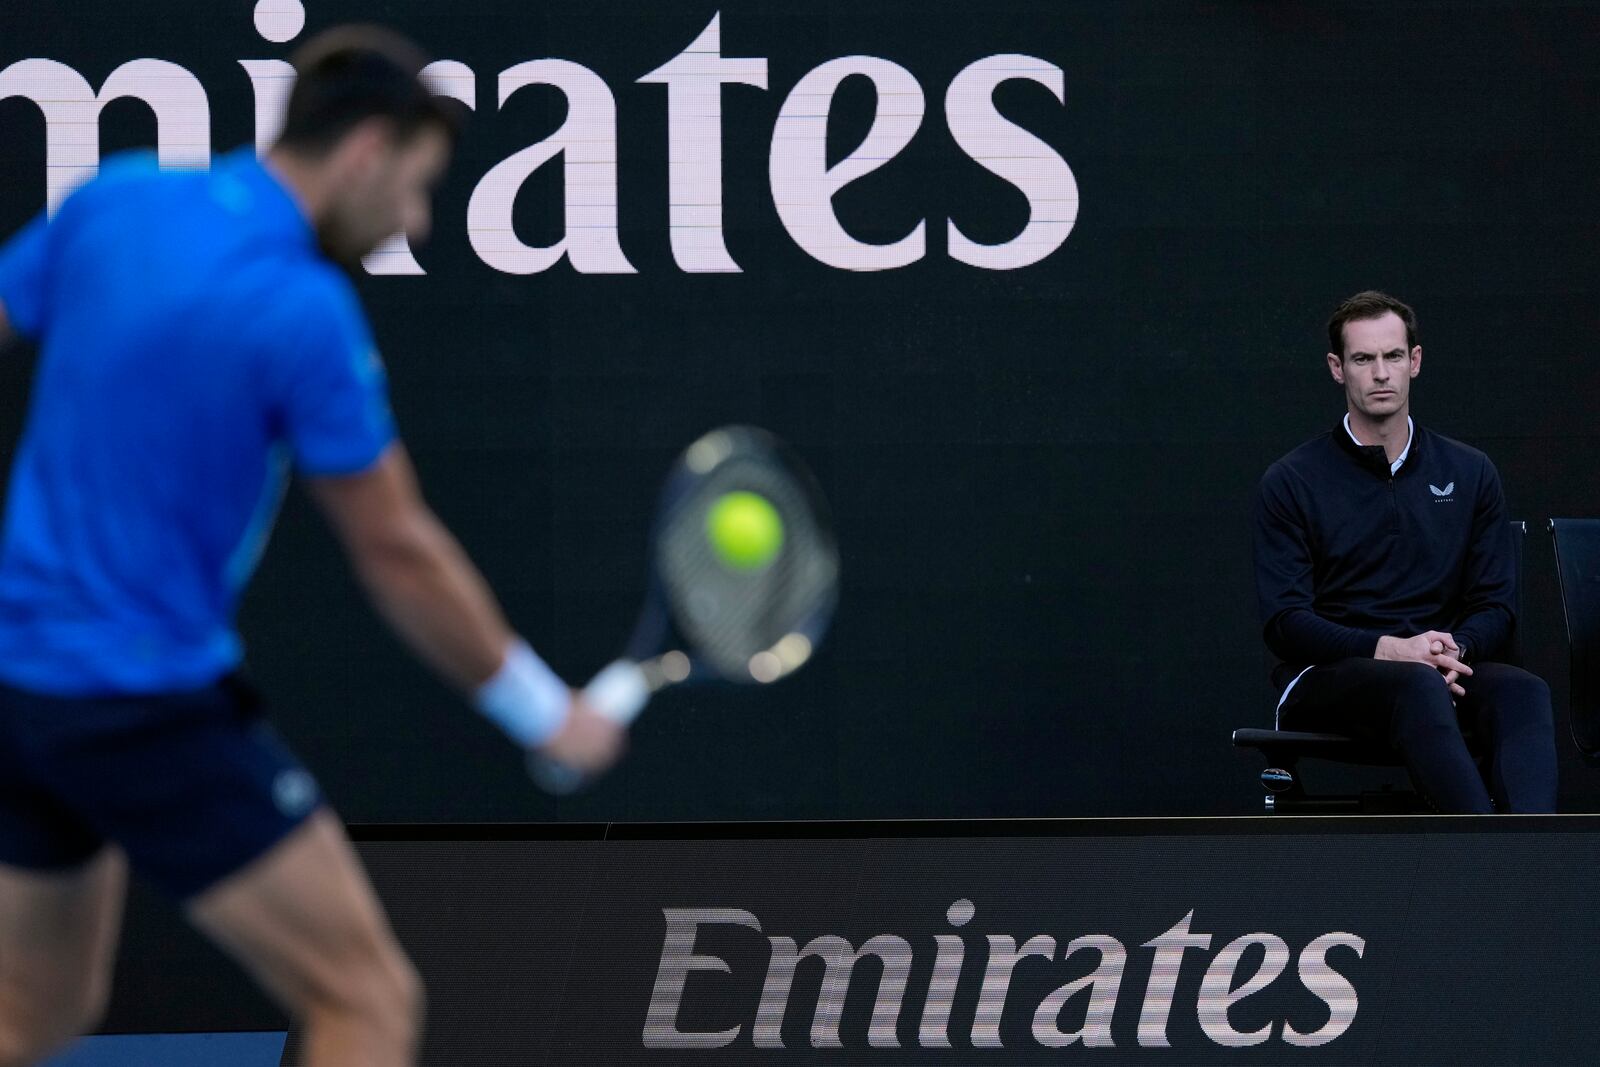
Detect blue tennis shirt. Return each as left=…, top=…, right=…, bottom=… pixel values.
left=0, top=150, right=395, bottom=696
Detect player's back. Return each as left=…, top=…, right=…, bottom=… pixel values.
left=0, top=150, right=391, bottom=697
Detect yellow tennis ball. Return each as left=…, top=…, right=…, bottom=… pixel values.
left=706, top=491, right=784, bottom=570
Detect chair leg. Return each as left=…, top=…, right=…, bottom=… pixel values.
left=1260, top=761, right=1304, bottom=813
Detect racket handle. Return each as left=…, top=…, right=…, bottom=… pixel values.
left=527, top=753, right=587, bottom=795
left=581, top=659, right=652, bottom=725
left=526, top=660, right=653, bottom=794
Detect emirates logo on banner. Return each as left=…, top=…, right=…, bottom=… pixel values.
left=643, top=902, right=1366, bottom=1052
left=0, top=2, right=1079, bottom=277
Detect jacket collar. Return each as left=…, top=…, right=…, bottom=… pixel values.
left=1334, top=415, right=1420, bottom=477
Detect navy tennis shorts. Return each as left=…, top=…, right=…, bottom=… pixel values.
left=0, top=673, right=322, bottom=899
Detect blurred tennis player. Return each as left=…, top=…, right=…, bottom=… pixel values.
left=0, top=26, right=623, bottom=1067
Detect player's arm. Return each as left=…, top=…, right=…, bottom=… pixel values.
left=1384, top=459, right=1515, bottom=697
left=307, top=444, right=623, bottom=771
left=1448, top=455, right=1516, bottom=665
left=1374, top=632, right=1470, bottom=697
left=1252, top=471, right=1386, bottom=662
left=309, top=444, right=509, bottom=685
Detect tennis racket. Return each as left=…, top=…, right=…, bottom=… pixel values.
left=530, top=425, right=839, bottom=792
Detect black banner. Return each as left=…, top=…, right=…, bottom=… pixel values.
left=100, top=818, right=1600, bottom=1063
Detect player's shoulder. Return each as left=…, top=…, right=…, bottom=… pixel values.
left=83, top=149, right=167, bottom=188
left=1419, top=425, right=1492, bottom=466
left=56, top=153, right=223, bottom=249
left=247, top=259, right=371, bottom=367
left=55, top=151, right=165, bottom=218
left=1259, top=431, right=1337, bottom=491
left=1418, top=425, right=1499, bottom=486
left=90, top=149, right=162, bottom=183
left=285, top=260, right=365, bottom=331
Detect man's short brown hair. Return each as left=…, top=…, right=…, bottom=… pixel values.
left=276, top=25, right=464, bottom=156
left=1327, top=290, right=1418, bottom=357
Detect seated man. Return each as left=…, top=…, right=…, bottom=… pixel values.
left=1252, top=290, right=1557, bottom=813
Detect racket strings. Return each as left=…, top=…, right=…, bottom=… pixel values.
left=656, top=451, right=837, bottom=680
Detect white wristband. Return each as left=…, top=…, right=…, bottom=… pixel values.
left=474, top=639, right=571, bottom=746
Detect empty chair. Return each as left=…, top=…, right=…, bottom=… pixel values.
left=1549, top=518, right=1600, bottom=760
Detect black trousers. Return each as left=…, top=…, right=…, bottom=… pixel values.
left=1278, top=659, right=1557, bottom=813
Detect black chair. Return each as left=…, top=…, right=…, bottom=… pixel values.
left=1233, top=520, right=1527, bottom=813
left=1549, top=518, right=1600, bottom=761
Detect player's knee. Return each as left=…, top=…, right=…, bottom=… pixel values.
left=1489, top=672, right=1554, bottom=730
left=312, top=942, right=423, bottom=1050
left=1388, top=664, right=1455, bottom=736
left=1521, top=677, right=1553, bottom=728
left=365, top=953, right=423, bottom=1052
left=387, top=953, right=425, bottom=1041
left=1392, top=662, right=1453, bottom=707
left=1510, top=672, right=1552, bottom=711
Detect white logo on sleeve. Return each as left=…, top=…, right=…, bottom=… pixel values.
left=272, top=768, right=319, bottom=817
left=1429, top=481, right=1455, bottom=502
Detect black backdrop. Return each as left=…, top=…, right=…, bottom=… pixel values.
left=1, top=0, right=1597, bottom=821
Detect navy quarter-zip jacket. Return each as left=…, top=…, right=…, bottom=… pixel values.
left=1252, top=421, right=1515, bottom=693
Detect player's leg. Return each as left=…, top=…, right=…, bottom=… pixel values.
left=1279, top=658, right=1493, bottom=813
left=1457, top=661, right=1557, bottom=813
left=8, top=675, right=422, bottom=1065
left=0, top=680, right=128, bottom=1067
left=186, top=810, right=423, bottom=1067
left=0, top=850, right=126, bottom=1067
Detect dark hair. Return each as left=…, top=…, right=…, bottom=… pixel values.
left=275, top=25, right=464, bottom=155
left=1327, top=290, right=1418, bottom=357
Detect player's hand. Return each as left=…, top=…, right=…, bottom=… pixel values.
left=536, top=692, right=627, bottom=773
left=1420, top=631, right=1470, bottom=699
left=1375, top=631, right=1470, bottom=697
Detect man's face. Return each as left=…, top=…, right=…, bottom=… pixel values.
left=1326, top=311, right=1421, bottom=421
left=320, top=122, right=451, bottom=267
